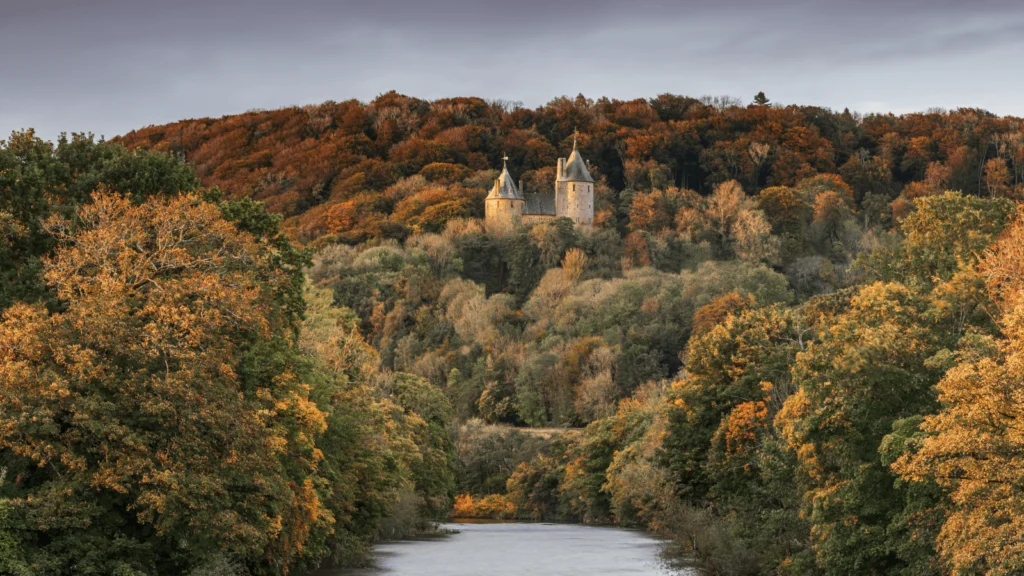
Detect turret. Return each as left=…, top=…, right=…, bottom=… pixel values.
left=555, top=136, right=594, bottom=226
left=485, top=157, right=525, bottom=229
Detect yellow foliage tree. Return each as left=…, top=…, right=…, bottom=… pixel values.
left=894, top=215, right=1024, bottom=574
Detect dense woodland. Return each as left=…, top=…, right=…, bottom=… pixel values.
left=3, top=92, right=1024, bottom=575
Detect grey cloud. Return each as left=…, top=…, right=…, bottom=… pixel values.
left=2, top=0, right=1023, bottom=141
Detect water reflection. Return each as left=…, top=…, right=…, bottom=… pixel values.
left=317, top=521, right=694, bottom=576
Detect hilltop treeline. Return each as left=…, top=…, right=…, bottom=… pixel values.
left=116, top=92, right=1024, bottom=245
left=3, top=90, right=1024, bottom=575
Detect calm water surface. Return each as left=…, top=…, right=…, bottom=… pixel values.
left=317, top=521, right=694, bottom=576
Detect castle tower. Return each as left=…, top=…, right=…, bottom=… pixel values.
left=485, top=157, right=525, bottom=228
left=555, top=135, right=594, bottom=226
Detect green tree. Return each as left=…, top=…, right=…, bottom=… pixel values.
left=855, top=191, right=1015, bottom=285
left=298, top=285, right=404, bottom=567
left=777, top=283, right=943, bottom=575
left=0, top=470, right=31, bottom=576
left=0, top=131, right=198, bottom=310
left=380, top=371, right=457, bottom=519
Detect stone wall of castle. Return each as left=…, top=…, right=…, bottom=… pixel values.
left=564, top=181, right=594, bottom=226
left=555, top=180, right=569, bottom=217
left=521, top=213, right=556, bottom=226
left=485, top=197, right=523, bottom=228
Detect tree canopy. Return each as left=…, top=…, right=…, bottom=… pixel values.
left=7, top=91, right=1024, bottom=575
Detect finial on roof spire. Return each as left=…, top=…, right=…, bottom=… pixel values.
left=573, top=127, right=578, bottom=149
left=502, top=153, right=509, bottom=165
left=561, top=131, right=594, bottom=183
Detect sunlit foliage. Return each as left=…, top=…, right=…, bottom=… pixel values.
left=9, top=93, right=1024, bottom=575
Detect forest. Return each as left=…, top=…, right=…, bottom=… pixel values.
left=2, top=91, right=1024, bottom=575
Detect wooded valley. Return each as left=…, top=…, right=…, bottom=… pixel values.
left=3, top=92, right=1024, bottom=575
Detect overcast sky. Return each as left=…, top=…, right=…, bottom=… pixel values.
left=3, top=0, right=1024, bottom=141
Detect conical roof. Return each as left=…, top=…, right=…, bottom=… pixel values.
left=560, top=140, right=593, bottom=183
left=487, top=160, right=523, bottom=200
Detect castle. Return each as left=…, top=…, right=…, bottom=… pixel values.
left=485, top=138, right=594, bottom=228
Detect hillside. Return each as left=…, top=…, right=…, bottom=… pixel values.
left=7, top=93, right=1024, bottom=575
left=116, top=94, right=1024, bottom=575
left=116, top=92, right=1024, bottom=246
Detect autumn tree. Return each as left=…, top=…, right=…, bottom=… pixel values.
left=811, top=189, right=851, bottom=241
left=838, top=150, right=895, bottom=205
left=894, top=216, right=1024, bottom=574
left=0, top=192, right=323, bottom=575
left=561, top=247, right=588, bottom=283
left=0, top=131, right=198, bottom=309
left=983, top=157, right=1012, bottom=198
left=664, top=305, right=802, bottom=499
left=678, top=180, right=779, bottom=264
left=758, top=185, right=809, bottom=237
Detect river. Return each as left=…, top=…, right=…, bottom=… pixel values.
left=316, top=521, right=695, bottom=576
